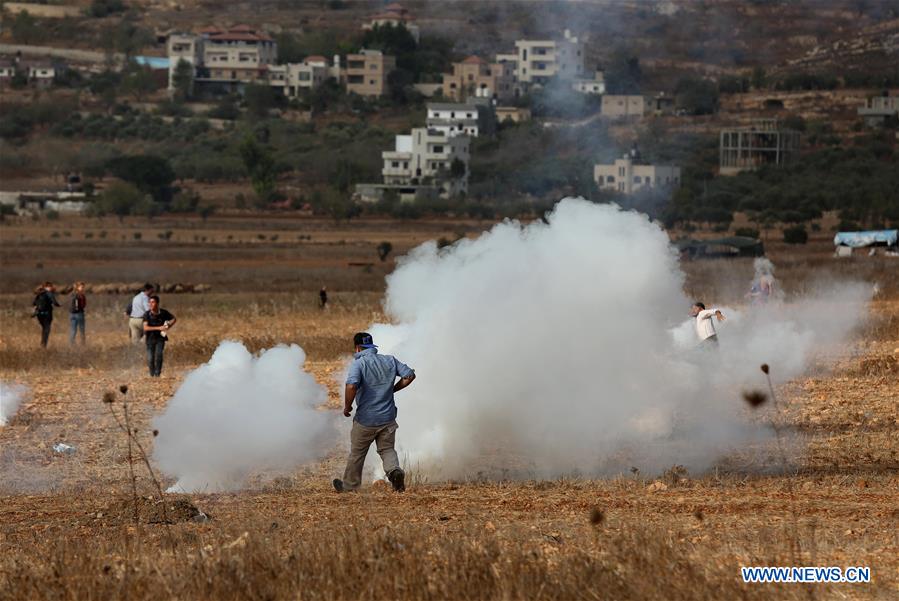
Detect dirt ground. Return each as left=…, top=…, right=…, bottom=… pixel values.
left=0, top=216, right=897, bottom=600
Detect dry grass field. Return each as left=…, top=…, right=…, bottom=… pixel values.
left=1, top=215, right=897, bottom=600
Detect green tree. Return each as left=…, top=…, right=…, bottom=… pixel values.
left=244, top=83, right=278, bottom=119
left=88, top=0, right=126, bottom=18
left=605, top=49, right=642, bottom=94
left=675, top=77, right=719, bottom=115
left=106, top=155, right=175, bottom=202
left=171, top=59, right=193, bottom=102
left=239, top=135, right=277, bottom=202
left=751, top=66, right=768, bottom=90
left=93, top=182, right=144, bottom=219
left=121, top=62, right=159, bottom=101
left=10, top=11, right=45, bottom=44
left=450, top=158, right=467, bottom=179
left=316, top=188, right=359, bottom=223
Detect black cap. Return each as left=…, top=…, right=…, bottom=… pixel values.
left=353, top=332, right=377, bottom=349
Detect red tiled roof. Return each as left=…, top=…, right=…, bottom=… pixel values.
left=305, top=55, right=328, bottom=64
left=230, top=24, right=254, bottom=32
left=461, top=55, right=485, bottom=64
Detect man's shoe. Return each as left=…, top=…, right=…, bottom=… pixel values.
left=332, top=478, right=345, bottom=493
left=387, top=469, right=405, bottom=492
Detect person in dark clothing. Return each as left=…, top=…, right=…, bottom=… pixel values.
left=32, top=282, right=60, bottom=348
left=69, top=281, right=87, bottom=345
left=319, top=286, right=328, bottom=310
left=142, top=295, right=176, bottom=377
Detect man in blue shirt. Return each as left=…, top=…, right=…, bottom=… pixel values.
left=333, top=332, right=416, bottom=493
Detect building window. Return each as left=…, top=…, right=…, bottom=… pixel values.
left=619, top=183, right=625, bottom=191
left=370, top=79, right=375, bottom=84
left=392, top=161, right=399, bottom=168
left=433, top=145, right=444, bottom=153
left=618, top=167, right=625, bottom=177
left=606, top=175, right=614, bottom=183
left=633, top=176, right=641, bottom=184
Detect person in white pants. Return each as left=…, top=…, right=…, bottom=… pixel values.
left=126, top=284, right=154, bottom=343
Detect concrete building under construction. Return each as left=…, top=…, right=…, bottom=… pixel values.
left=719, top=119, right=801, bottom=176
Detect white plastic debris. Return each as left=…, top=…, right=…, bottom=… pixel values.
left=52, top=442, right=76, bottom=455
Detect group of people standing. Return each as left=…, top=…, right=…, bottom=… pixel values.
left=31, top=281, right=177, bottom=377
left=31, top=282, right=86, bottom=348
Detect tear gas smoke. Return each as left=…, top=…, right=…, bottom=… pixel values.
left=152, top=341, right=335, bottom=492
left=362, top=199, right=870, bottom=479
left=1, top=383, right=28, bottom=426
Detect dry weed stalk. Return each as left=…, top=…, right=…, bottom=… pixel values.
left=104, top=386, right=174, bottom=543
left=746, top=364, right=803, bottom=569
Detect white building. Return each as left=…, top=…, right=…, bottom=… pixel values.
left=381, top=128, right=470, bottom=198
left=425, top=102, right=495, bottom=138
left=858, top=94, right=899, bottom=127
left=502, top=29, right=586, bottom=91
left=572, top=71, right=605, bottom=95
left=27, top=62, right=56, bottom=88
left=167, top=25, right=277, bottom=93
left=268, top=55, right=340, bottom=97
left=594, top=151, right=680, bottom=195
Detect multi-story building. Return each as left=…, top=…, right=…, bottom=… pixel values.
left=345, top=49, right=396, bottom=97
left=167, top=25, right=277, bottom=94
left=356, top=128, right=470, bottom=202
left=362, top=2, right=420, bottom=43
left=167, top=32, right=203, bottom=92
left=594, top=150, right=680, bottom=195
left=425, top=99, right=496, bottom=138
left=383, top=128, right=469, bottom=196
left=858, top=94, right=899, bottom=127
left=601, top=95, right=647, bottom=119
left=441, top=55, right=515, bottom=102
left=507, top=29, right=586, bottom=90
left=268, top=55, right=341, bottom=98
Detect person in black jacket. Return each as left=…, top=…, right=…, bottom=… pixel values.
left=32, top=282, right=60, bottom=348
left=142, top=295, right=176, bottom=377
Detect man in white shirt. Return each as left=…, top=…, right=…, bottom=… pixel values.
left=126, top=283, right=154, bottom=344
left=691, top=302, right=725, bottom=347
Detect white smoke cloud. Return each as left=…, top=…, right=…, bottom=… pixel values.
left=152, top=341, right=335, bottom=492
left=0, top=383, right=28, bottom=426
left=360, top=199, right=870, bottom=479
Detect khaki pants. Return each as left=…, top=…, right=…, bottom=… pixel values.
left=129, top=317, right=144, bottom=343
left=342, top=420, right=399, bottom=491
